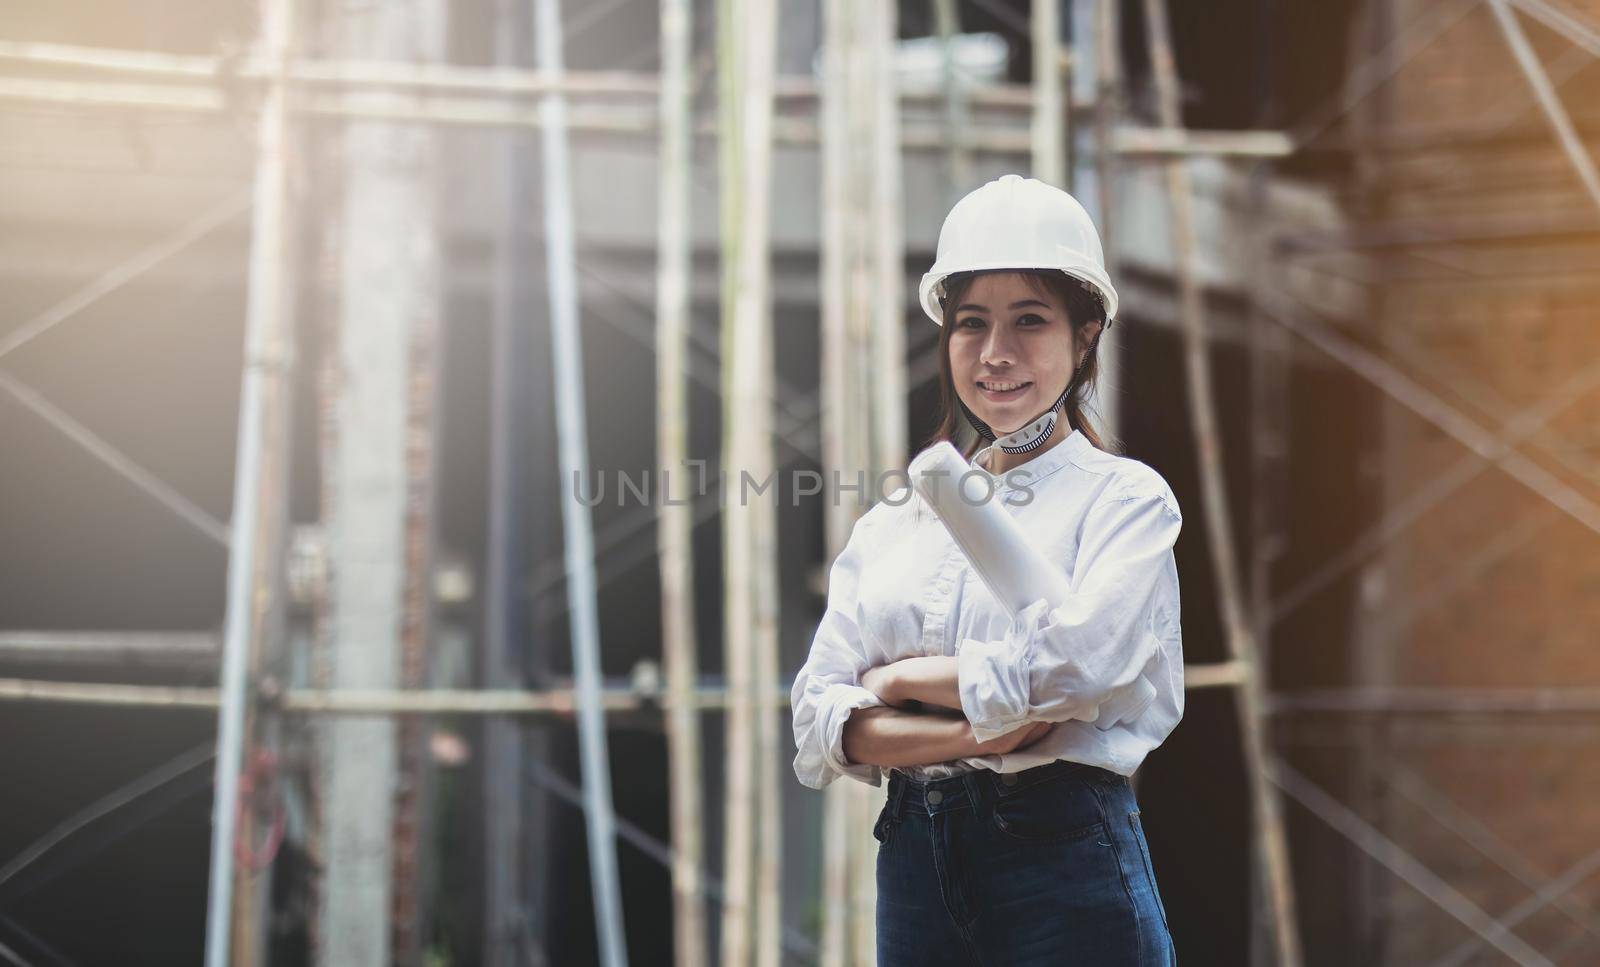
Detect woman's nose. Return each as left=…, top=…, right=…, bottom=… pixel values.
left=980, top=325, right=1019, bottom=366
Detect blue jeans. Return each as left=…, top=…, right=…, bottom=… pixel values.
left=874, top=759, right=1176, bottom=966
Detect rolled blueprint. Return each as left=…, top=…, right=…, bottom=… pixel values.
left=907, top=441, right=1158, bottom=730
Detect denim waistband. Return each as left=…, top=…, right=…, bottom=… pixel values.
left=885, top=759, right=1122, bottom=820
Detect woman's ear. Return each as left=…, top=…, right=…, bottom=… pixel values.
left=1076, top=319, right=1104, bottom=360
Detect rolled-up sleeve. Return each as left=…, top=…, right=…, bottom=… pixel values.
left=791, top=522, right=888, bottom=790
left=958, top=487, right=1181, bottom=743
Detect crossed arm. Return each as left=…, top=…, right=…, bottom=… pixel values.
left=863, top=655, right=958, bottom=711
left=841, top=657, right=1045, bottom=769
left=799, top=487, right=1184, bottom=788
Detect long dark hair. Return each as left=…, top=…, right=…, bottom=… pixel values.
left=921, top=269, right=1116, bottom=460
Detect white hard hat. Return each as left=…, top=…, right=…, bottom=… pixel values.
left=917, top=174, right=1118, bottom=326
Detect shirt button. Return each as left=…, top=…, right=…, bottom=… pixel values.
left=1001, top=774, right=1018, bottom=787
left=926, top=789, right=944, bottom=805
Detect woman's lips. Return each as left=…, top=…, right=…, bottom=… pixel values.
left=977, top=380, right=1032, bottom=402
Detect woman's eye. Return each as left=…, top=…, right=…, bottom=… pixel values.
left=1016, top=313, right=1047, bottom=327
left=957, top=317, right=984, bottom=329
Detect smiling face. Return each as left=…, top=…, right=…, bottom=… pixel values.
left=947, top=272, right=1103, bottom=436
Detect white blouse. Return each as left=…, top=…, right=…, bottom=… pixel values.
left=790, top=428, right=1185, bottom=790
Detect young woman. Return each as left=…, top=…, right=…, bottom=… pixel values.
left=791, top=174, right=1182, bottom=965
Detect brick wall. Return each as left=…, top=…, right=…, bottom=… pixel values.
left=1350, top=1, right=1600, bottom=962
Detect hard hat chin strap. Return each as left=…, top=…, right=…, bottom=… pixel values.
left=961, top=331, right=1101, bottom=455
left=959, top=380, right=1071, bottom=455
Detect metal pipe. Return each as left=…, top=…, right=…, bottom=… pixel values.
left=531, top=0, right=628, bottom=964
left=203, top=0, right=293, bottom=961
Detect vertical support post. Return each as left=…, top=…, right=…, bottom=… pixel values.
left=205, top=1, right=296, bottom=964
left=820, top=4, right=901, bottom=962
left=1031, top=0, right=1065, bottom=187
left=530, top=1, right=629, bottom=964
left=868, top=0, right=907, bottom=491
left=718, top=0, right=782, bottom=964
left=933, top=0, right=970, bottom=204
left=1247, top=166, right=1295, bottom=967
left=1345, top=3, right=1394, bottom=956
left=844, top=11, right=879, bottom=966
left=1087, top=0, right=1122, bottom=438
left=1091, top=0, right=1120, bottom=260
left=717, top=0, right=754, bottom=958
left=483, top=1, right=534, bottom=963
left=817, top=4, right=860, bottom=962
left=656, top=0, right=709, bottom=965
left=1140, top=2, right=1305, bottom=965
left=313, top=3, right=443, bottom=963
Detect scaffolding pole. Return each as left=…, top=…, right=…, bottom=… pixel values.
left=933, top=0, right=972, bottom=203
left=716, top=0, right=782, bottom=963
left=1031, top=0, right=1065, bottom=186
left=0, top=64, right=1291, bottom=159
left=481, top=1, right=536, bottom=963
left=530, top=0, right=628, bottom=964
left=1141, top=1, right=1305, bottom=964
left=655, top=0, right=709, bottom=964
left=817, top=2, right=897, bottom=961
left=203, top=0, right=295, bottom=963
left=1089, top=0, right=1124, bottom=437
left=818, top=4, right=858, bottom=963
left=868, top=6, right=908, bottom=962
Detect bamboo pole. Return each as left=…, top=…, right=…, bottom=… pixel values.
left=716, top=0, right=782, bottom=964
left=818, top=4, right=898, bottom=962
left=817, top=3, right=856, bottom=963
left=1246, top=162, right=1294, bottom=966
left=1031, top=0, right=1065, bottom=186
left=1092, top=0, right=1120, bottom=259
left=13, top=678, right=1600, bottom=716
left=844, top=10, right=880, bottom=966
left=655, top=0, right=709, bottom=963
left=1185, top=661, right=1252, bottom=689
left=0, top=40, right=1062, bottom=107
left=868, top=0, right=906, bottom=487
left=204, top=0, right=296, bottom=962
left=0, top=679, right=788, bottom=712
left=0, top=72, right=1293, bottom=158
left=530, top=0, right=629, bottom=963
left=1089, top=0, right=1123, bottom=437
left=716, top=1, right=752, bottom=961
left=0, top=678, right=222, bottom=709
left=751, top=0, right=785, bottom=958
left=0, top=631, right=218, bottom=666
left=933, top=0, right=971, bottom=202
left=1140, top=2, right=1305, bottom=964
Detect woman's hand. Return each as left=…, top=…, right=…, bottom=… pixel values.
left=972, top=720, right=1053, bottom=756
left=861, top=655, right=963, bottom=712
left=860, top=663, right=904, bottom=707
